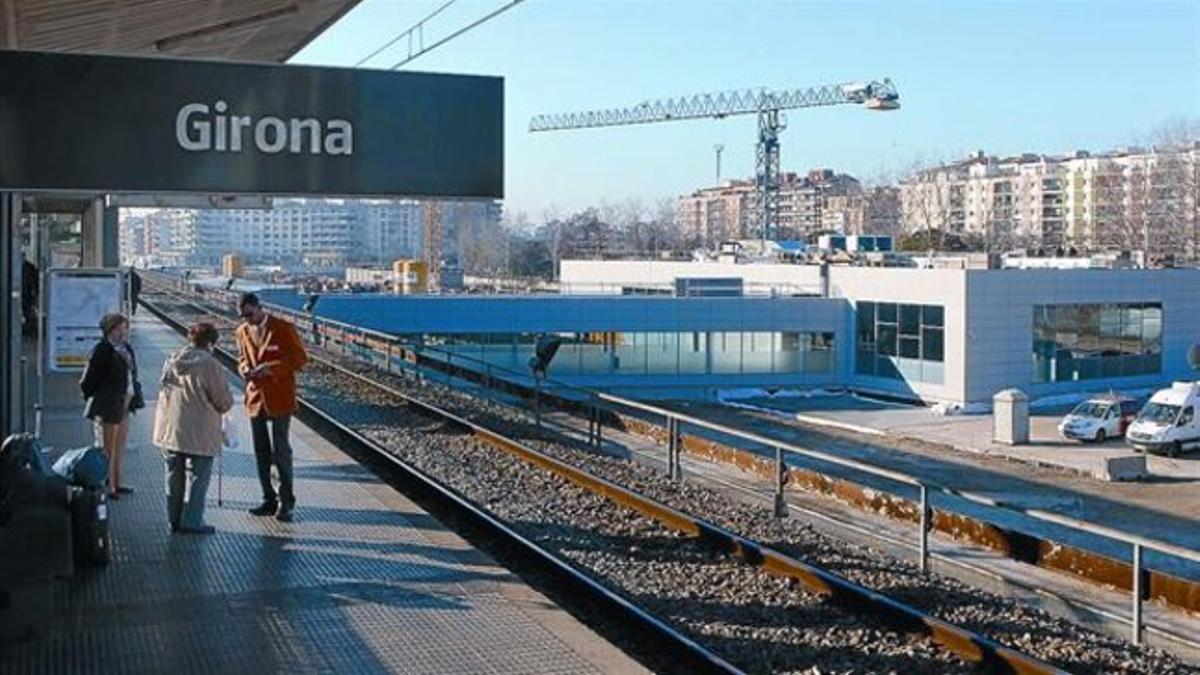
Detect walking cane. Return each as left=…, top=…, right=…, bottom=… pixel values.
left=217, top=454, right=223, bottom=507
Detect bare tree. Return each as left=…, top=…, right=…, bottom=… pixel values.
left=1144, top=120, right=1200, bottom=261
left=859, top=169, right=903, bottom=238
left=898, top=155, right=957, bottom=251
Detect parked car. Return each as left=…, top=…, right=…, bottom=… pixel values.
left=1057, top=395, right=1140, bottom=443
left=1126, top=382, right=1200, bottom=457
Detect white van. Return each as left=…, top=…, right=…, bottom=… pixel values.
left=1125, top=382, right=1200, bottom=457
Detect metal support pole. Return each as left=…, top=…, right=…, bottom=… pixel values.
left=587, top=402, right=595, bottom=446
left=534, top=377, right=542, bottom=428
left=919, top=484, right=930, bottom=573
left=0, top=192, right=21, bottom=439
left=20, top=356, right=28, bottom=433
left=385, top=342, right=392, bottom=373
left=667, top=416, right=681, bottom=481
left=1132, top=543, right=1143, bottom=646
left=773, top=445, right=787, bottom=518
left=666, top=416, right=675, bottom=478
left=594, top=404, right=602, bottom=449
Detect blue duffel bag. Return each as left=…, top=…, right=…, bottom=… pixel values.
left=52, top=446, right=109, bottom=489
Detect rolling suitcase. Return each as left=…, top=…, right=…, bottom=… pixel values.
left=69, top=487, right=109, bottom=568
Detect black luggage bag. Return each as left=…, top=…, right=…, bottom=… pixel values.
left=69, top=487, right=109, bottom=568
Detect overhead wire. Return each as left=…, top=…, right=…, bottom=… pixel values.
left=354, top=0, right=460, bottom=67
left=390, top=0, right=530, bottom=70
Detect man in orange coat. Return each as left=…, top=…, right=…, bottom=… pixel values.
left=235, top=293, right=308, bottom=522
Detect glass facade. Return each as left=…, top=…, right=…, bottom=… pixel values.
left=417, top=331, right=836, bottom=377
left=1032, top=303, right=1162, bottom=383
left=855, top=301, right=945, bottom=383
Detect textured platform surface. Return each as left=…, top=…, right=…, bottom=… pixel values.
left=2, top=313, right=645, bottom=674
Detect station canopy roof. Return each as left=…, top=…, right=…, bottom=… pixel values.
left=0, top=0, right=360, bottom=62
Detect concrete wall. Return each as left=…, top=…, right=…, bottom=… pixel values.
left=964, top=269, right=1200, bottom=403
left=559, top=260, right=822, bottom=295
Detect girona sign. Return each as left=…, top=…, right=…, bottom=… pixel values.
left=0, top=50, right=503, bottom=198
left=175, top=101, right=353, bottom=156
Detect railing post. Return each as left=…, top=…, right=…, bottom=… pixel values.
left=586, top=398, right=596, bottom=447
left=666, top=415, right=675, bottom=478
left=594, top=403, right=603, bottom=449
left=534, top=377, right=542, bottom=428
left=667, top=416, right=681, bottom=481
left=773, top=445, right=787, bottom=518
left=919, top=483, right=930, bottom=573
left=385, top=342, right=392, bottom=373
left=1132, top=542, right=1143, bottom=646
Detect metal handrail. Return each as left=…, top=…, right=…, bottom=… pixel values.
left=599, top=391, right=1200, bottom=566
left=600, top=393, right=924, bottom=487
left=593, top=391, right=1196, bottom=646
left=173, top=277, right=603, bottom=404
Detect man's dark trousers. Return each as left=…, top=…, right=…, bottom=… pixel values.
left=251, top=415, right=294, bottom=507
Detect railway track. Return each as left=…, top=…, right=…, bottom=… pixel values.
left=140, top=287, right=1196, bottom=674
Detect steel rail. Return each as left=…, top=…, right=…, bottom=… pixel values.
left=597, top=393, right=1200, bottom=566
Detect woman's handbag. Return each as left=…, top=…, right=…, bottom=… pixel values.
left=129, top=380, right=145, bottom=412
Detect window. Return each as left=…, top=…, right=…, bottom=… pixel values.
left=1180, top=406, right=1194, bottom=427
left=855, top=301, right=944, bottom=383
left=1032, top=302, right=1162, bottom=383
left=422, top=330, right=835, bottom=378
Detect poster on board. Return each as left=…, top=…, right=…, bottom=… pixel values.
left=47, top=269, right=125, bottom=372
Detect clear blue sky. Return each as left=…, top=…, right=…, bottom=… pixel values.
left=293, top=0, right=1200, bottom=220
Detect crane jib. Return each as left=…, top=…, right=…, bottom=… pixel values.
left=528, top=78, right=900, bottom=243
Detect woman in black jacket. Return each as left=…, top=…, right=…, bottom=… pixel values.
left=80, top=313, right=144, bottom=499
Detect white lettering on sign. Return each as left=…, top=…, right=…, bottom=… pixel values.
left=175, top=101, right=353, bottom=156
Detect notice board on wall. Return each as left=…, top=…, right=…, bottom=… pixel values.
left=46, top=269, right=125, bottom=372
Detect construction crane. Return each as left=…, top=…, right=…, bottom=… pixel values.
left=529, top=79, right=899, bottom=242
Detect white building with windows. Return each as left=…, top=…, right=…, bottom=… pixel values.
left=552, top=259, right=1198, bottom=404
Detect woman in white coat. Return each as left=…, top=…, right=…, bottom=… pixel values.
left=153, top=323, right=233, bottom=534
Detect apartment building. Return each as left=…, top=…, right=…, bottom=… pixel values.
left=677, top=180, right=754, bottom=246
left=822, top=186, right=903, bottom=235
left=121, top=199, right=498, bottom=269
left=901, top=145, right=1200, bottom=255
left=678, top=169, right=863, bottom=246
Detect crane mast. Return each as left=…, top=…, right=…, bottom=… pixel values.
left=530, top=79, right=899, bottom=242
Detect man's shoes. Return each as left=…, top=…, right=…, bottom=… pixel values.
left=275, top=505, right=294, bottom=523
left=249, top=501, right=277, bottom=516
left=116, top=486, right=134, bottom=495
left=179, top=525, right=216, bottom=535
